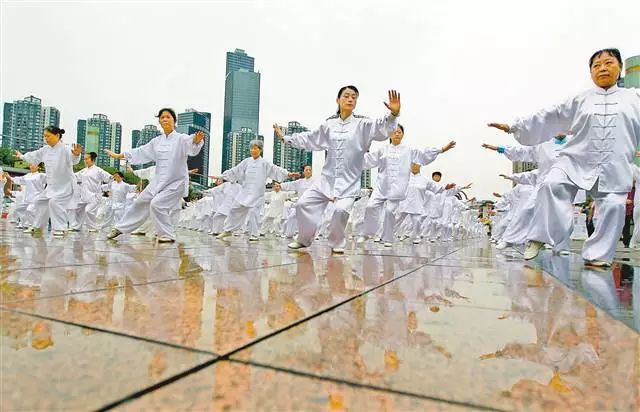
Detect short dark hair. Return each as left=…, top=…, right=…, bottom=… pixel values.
left=432, top=171, right=442, bottom=178
left=589, top=48, right=623, bottom=80
left=87, top=152, right=98, bottom=161
left=44, top=125, right=65, bottom=137
left=156, top=108, right=177, bottom=122
left=398, top=124, right=404, bottom=133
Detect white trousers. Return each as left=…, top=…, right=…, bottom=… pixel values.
left=295, top=187, right=355, bottom=248
left=224, top=203, right=260, bottom=236
left=261, top=217, right=282, bottom=235
left=116, top=183, right=184, bottom=240
left=360, top=193, right=400, bottom=243
left=72, top=199, right=101, bottom=230
left=34, top=196, right=70, bottom=232
left=210, top=213, right=227, bottom=234
left=528, top=168, right=626, bottom=262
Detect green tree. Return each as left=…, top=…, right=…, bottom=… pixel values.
left=0, top=147, right=16, bottom=166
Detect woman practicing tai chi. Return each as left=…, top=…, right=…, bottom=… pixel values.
left=489, top=48, right=640, bottom=267
left=273, top=86, right=401, bottom=254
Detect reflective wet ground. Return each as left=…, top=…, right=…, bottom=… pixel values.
left=1, top=223, right=638, bottom=411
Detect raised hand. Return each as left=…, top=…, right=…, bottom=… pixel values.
left=14, top=150, right=22, bottom=158
left=193, top=131, right=205, bottom=144
left=384, top=90, right=401, bottom=115
left=288, top=172, right=301, bottom=179
left=461, top=182, right=473, bottom=190
left=445, top=183, right=456, bottom=190
left=499, top=174, right=511, bottom=180
left=481, top=143, right=498, bottom=151
left=104, top=149, right=124, bottom=159
left=487, top=123, right=511, bottom=133
left=492, top=192, right=502, bottom=198
left=71, top=144, right=82, bottom=156
left=442, top=141, right=456, bottom=152
left=272, top=124, right=285, bottom=142
left=188, top=168, right=199, bottom=175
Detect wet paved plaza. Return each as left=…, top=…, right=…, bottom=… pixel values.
left=1, top=222, right=638, bottom=411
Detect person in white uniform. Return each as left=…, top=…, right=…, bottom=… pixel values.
left=629, top=155, right=640, bottom=249
left=16, top=126, right=82, bottom=237
left=489, top=48, right=640, bottom=266
left=105, top=108, right=204, bottom=242
left=261, top=182, right=295, bottom=236
left=72, top=151, right=112, bottom=232
left=357, top=125, right=455, bottom=247
left=280, top=165, right=315, bottom=239
left=4, top=163, right=46, bottom=229
left=273, top=86, right=401, bottom=254
left=216, top=140, right=297, bottom=241
left=103, top=172, right=138, bottom=226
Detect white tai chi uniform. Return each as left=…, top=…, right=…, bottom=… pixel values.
left=629, top=165, right=640, bottom=248
left=103, top=180, right=137, bottom=225
left=261, top=190, right=294, bottom=235
left=20, top=143, right=81, bottom=232
left=72, top=165, right=112, bottom=231
left=360, top=143, right=442, bottom=243
left=10, top=172, right=46, bottom=227
left=209, top=182, right=240, bottom=234
left=283, top=112, right=398, bottom=249
left=510, top=84, right=640, bottom=262
left=115, top=131, right=203, bottom=240
left=397, top=174, right=443, bottom=241
left=497, top=139, right=570, bottom=249
left=280, top=177, right=315, bottom=238
left=221, top=156, right=289, bottom=236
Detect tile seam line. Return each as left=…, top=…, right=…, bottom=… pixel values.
left=95, top=247, right=465, bottom=411
left=0, top=307, right=216, bottom=356
left=217, top=245, right=465, bottom=360
left=229, top=358, right=507, bottom=412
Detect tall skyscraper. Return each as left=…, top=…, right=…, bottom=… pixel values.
left=226, top=48, right=254, bottom=74
left=177, top=109, right=211, bottom=185
left=76, top=113, right=122, bottom=169
left=1, top=95, right=59, bottom=153
left=222, top=49, right=261, bottom=172
left=42, top=107, right=60, bottom=129
left=227, top=127, right=263, bottom=169
left=273, top=121, right=312, bottom=173
left=130, top=124, right=160, bottom=170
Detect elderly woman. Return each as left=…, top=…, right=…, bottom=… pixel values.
left=489, top=48, right=640, bottom=266
left=216, top=139, right=298, bottom=242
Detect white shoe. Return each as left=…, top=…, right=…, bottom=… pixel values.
left=557, top=250, right=571, bottom=256
left=495, top=241, right=508, bottom=250
left=23, top=227, right=34, bottom=234
left=412, top=239, right=421, bottom=245
left=248, top=236, right=259, bottom=242
left=88, top=228, right=98, bottom=233
left=157, top=236, right=175, bottom=243
left=287, top=241, right=306, bottom=250
left=356, top=236, right=367, bottom=243
left=523, top=241, right=544, bottom=260
left=383, top=242, right=393, bottom=248
left=331, top=247, right=345, bottom=254
left=107, top=228, right=122, bottom=240
left=373, top=238, right=381, bottom=243
left=52, top=230, right=65, bottom=237
left=131, top=231, right=146, bottom=236
left=543, top=244, right=553, bottom=250
left=216, top=231, right=232, bottom=240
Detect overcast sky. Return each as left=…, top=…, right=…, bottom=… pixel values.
left=1, top=0, right=638, bottom=198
